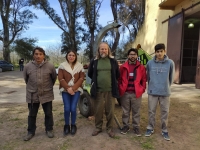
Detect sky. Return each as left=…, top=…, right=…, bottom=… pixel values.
left=19, top=0, right=114, bottom=49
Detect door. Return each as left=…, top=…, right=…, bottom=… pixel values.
left=167, top=12, right=184, bottom=84
left=195, top=29, right=200, bottom=89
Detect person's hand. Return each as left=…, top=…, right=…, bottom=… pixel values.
left=67, top=87, right=75, bottom=95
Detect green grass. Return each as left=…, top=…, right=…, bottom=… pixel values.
left=14, top=65, right=19, bottom=71
left=131, top=136, right=154, bottom=150
left=141, top=138, right=154, bottom=150
left=114, top=136, right=121, bottom=140
left=58, top=140, right=72, bottom=150
left=9, top=117, right=20, bottom=121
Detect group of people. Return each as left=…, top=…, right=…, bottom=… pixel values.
left=88, top=42, right=174, bottom=141
left=23, top=47, right=84, bottom=141
left=22, top=42, right=174, bottom=142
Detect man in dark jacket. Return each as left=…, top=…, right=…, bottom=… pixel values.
left=23, top=47, right=57, bottom=141
left=118, top=48, right=146, bottom=136
left=19, top=58, right=24, bottom=71
left=88, top=42, right=120, bottom=138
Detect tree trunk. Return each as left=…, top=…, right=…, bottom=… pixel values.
left=111, top=0, right=120, bottom=56
left=111, top=30, right=120, bottom=56
left=3, top=23, right=11, bottom=62
left=89, top=29, right=95, bottom=59
left=3, top=46, right=11, bottom=62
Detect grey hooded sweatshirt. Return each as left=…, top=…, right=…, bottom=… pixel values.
left=146, top=55, right=175, bottom=96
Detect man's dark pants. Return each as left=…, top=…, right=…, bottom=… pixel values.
left=19, top=64, right=24, bottom=71
left=27, top=101, right=54, bottom=134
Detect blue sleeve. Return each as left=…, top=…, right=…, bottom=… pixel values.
left=146, top=62, right=150, bottom=83
left=169, top=60, right=175, bottom=86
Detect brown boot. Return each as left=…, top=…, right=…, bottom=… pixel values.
left=108, top=130, right=115, bottom=138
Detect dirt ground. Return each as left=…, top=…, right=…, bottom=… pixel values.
left=0, top=71, right=200, bottom=150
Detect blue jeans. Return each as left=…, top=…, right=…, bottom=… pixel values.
left=62, top=91, right=80, bottom=125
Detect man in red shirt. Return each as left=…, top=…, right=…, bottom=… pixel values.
left=118, top=48, right=146, bottom=136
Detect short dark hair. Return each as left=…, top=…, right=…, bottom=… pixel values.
left=33, top=47, right=45, bottom=56
left=65, top=50, right=78, bottom=66
left=127, top=48, right=138, bottom=56
left=155, top=43, right=165, bottom=52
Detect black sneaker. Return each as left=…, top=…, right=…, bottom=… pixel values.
left=121, top=126, right=130, bottom=134
left=134, top=128, right=141, bottom=137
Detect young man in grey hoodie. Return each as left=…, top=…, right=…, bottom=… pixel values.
left=145, top=43, right=175, bottom=141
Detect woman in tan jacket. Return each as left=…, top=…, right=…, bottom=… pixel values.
left=58, top=50, right=85, bottom=136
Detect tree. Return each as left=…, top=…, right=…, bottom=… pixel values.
left=31, top=0, right=83, bottom=53
left=118, top=0, right=145, bottom=41
left=81, top=0, right=103, bottom=59
left=0, top=0, right=37, bottom=62
left=110, top=0, right=121, bottom=55
left=0, top=42, right=3, bottom=59
left=45, top=44, right=66, bottom=65
left=14, top=38, right=37, bottom=61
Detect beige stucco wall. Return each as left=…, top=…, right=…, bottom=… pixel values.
left=132, top=0, right=199, bottom=54
left=132, top=0, right=173, bottom=54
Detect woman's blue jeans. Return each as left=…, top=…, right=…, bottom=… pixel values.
left=62, top=91, right=80, bottom=125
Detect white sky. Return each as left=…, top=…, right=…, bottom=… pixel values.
left=20, top=0, right=114, bottom=48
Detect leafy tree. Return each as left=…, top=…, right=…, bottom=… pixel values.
left=31, top=0, right=83, bottom=53
left=0, top=0, right=37, bottom=62
left=118, top=0, right=145, bottom=41
left=81, top=0, right=103, bottom=59
left=45, top=44, right=66, bottom=65
left=14, top=38, right=37, bottom=61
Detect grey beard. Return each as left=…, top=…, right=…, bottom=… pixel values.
left=100, top=53, right=108, bottom=58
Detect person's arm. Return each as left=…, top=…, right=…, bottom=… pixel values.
left=71, top=69, right=85, bottom=91
left=51, top=66, right=57, bottom=85
left=146, top=62, right=150, bottom=83
left=58, top=68, right=70, bottom=91
left=118, top=64, right=127, bottom=96
left=118, top=66, right=122, bottom=86
left=115, top=59, right=120, bottom=80
left=88, top=59, right=94, bottom=79
left=23, top=64, right=28, bottom=84
left=118, top=65, right=123, bottom=93
left=169, top=60, right=175, bottom=86
left=141, top=66, right=147, bottom=91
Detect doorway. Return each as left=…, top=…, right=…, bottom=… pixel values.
left=181, top=11, right=200, bottom=86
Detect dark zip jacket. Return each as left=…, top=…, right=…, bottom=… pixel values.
left=88, top=57, right=120, bottom=99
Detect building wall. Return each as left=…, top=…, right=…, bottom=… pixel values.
left=132, top=0, right=198, bottom=54
left=132, top=0, right=173, bottom=54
